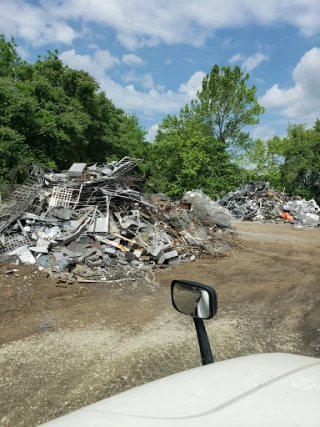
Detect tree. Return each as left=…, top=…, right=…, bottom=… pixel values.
left=0, top=35, right=147, bottom=180
left=243, top=121, right=320, bottom=203
left=195, top=64, right=264, bottom=152
left=0, top=127, right=30, bottom=182
left=151, top=109, right=248, bottom=197
left=150, top=64, right=263, bottom=197
left=240, top=136, right=283, bottom=188
left=280, top=122, right=320, bottom=201
left=0, top=34, right=20, bottom=78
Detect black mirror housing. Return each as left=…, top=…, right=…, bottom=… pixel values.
left=171, top=280, right=218, bottom=320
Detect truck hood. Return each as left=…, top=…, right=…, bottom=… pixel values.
left=42, top=353, right=320, bottom=426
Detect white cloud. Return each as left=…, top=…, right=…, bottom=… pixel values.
left=95, top=49, right=120, bottom=69
left=146, top=124, right=159, bottom=142
left=59, top=48, right=120, bottom=78
left=0, top=0, right=77, bottom=46
left=3, top=1, right=320, bottom=49
left=60, top=49, right=205, bottom=116
left=251, top=125, right=275, bottom=141
left=164, top=59, right=172, bottom=65
left=259, top=47, right=320, bottom=122
left=122, top=71, right=163, bottom=91
left=242, top=52, right=269, bottom=72
left=109, top=69, right=203, bottom=113
left=122, top=54, right=146, bottom=66
left=139, top=73, right=154, bottom=90
left=99, top=76, right=183, bottom=115
left=229, top=49, right=269, bottom=72
left=179, top=71, right=206, bottom=99
left=229, top=53, right=246, bottom=63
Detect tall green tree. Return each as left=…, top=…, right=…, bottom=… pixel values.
left=195, top=64, right=264, bottom=152
left=150, top=64, right=263, bottom=197
left=151, top=109, right=248, bottom=197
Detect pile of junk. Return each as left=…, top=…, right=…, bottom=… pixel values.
left=219, top=181, right=320, bottom=228
left=0, top=159, right=234, bottom=282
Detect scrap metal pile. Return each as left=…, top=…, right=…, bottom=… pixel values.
left=219, top=181, right=320, bottom=227
left=0, top=159, right=234, bottom=282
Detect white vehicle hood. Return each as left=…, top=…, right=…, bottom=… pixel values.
left=42, top=353, right=320, bottom=426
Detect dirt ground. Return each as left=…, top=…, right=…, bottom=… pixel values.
left=0, top=221, right=320, bottom=426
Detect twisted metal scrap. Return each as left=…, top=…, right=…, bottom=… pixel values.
left=219, top=181, right=286, bottom=221
left=0, top=164, right=45, bottom=234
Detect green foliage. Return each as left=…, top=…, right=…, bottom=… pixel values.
left=280, top=123, right=320, bottom=202
left=242, top=122, right=320, bottom=203
left=0, top=126, right=30, bottom=182
left=149, top=64, right=263, bottom=197
left=195, top=64, right=264, bottom=151
left=240, top=136, right=283, bottom=187
left=150, top=110, right=248, bottom=198
left=0, top=35, right=20, bottom=78
left=3, top=35, right=317, bottom=204
left=0, top=35, right=147, bottom=181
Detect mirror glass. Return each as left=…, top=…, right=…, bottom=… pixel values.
left=172, top=281, right=212, bottom=319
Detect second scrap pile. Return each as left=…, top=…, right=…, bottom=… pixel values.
left=219, top=181, right=319, bottom=227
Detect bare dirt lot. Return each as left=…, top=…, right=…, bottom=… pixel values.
left=1, top=222, right=320, bottom=426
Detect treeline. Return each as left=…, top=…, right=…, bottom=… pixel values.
left=150, top=65, right=320, bottom=203
left=0, top=35, right=148, bottom=181
left=1, top=35, right=319, bottom=203
left=244, top=123, right=320, bottom=202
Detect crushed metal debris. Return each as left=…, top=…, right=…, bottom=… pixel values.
left=219, top=181, right=320, bottom=228
left=0, top=159, right=234, bottom=281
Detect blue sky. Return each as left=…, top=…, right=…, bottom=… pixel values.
left=1, top=0, right=320, bottom=142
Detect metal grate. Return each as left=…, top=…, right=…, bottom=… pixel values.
left=0, top=164, right=44, bottom=234
left=0, top=234, right=31, bottom=254
left=49, top=186, right=82, bottom=209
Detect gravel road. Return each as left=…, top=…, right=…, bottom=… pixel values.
left=0, top=222, right=319, bottom=426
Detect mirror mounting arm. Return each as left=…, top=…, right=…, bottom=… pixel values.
left=193, top=317, right=214, bottom=365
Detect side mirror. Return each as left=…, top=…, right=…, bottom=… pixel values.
left=171, top=280, right=217, bottom=320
